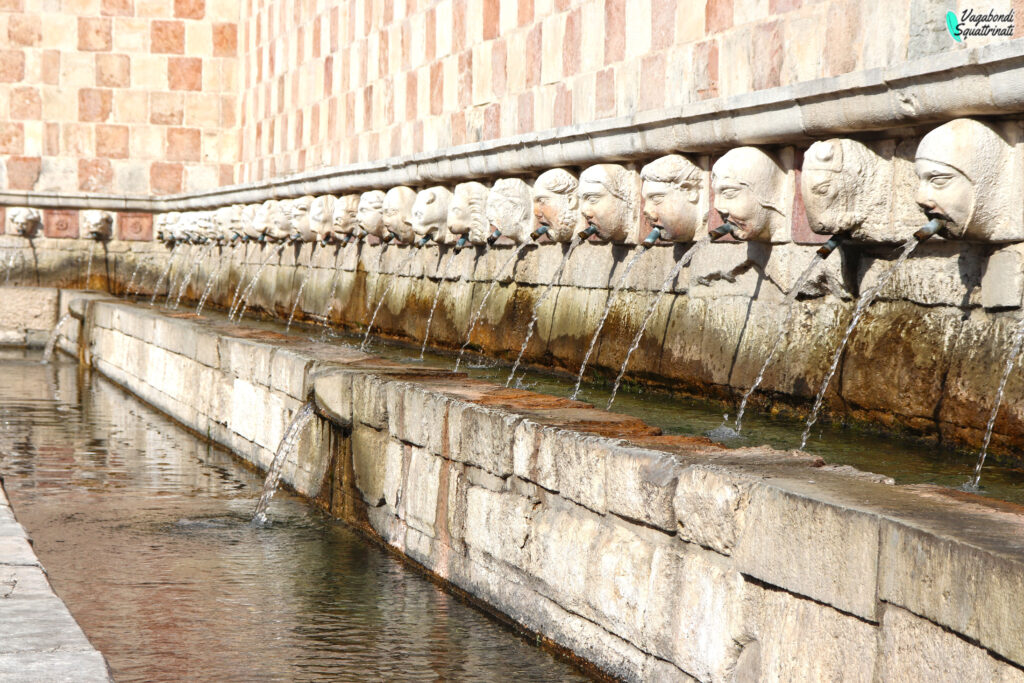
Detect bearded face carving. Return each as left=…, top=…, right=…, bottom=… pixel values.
left=486, top=178, right=534, bottom=244
left=578, top=164, right=642, bottom=243
left=914, top=118, right=1021, bottom=242
left=711, top=147, right=789, bottom=242
left=81, top=210, right=114, bottom=240
left=532, top=169, right=587, bottom=242
left=214, top=205, right=244, bottom=242
left=412, top=187, right=452, bottom=243
left=639, top=155, right=706, bottom=242
left=7, top=207, right=41, bottom=238
left=448, top=182, right=489, bottom=245
left=357, top=190, right=386, bottom=238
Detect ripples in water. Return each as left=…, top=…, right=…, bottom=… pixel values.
left=0, top=350, right=590, bottom=682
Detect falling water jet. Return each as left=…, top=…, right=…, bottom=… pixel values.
left=454, top=241, right=528, bottom=373
left=733, top=236, right=844, bottom=433
left=360, top=243, right=423, bottom=351
left=251, top=402, right=316, bottom=526
left=195, top=245, right=231, bottom=315
left=569, top=231, right=657, bottom=400
left=314, top=243, right=351, bottom=334
left=505, top=229, right=591, bottom=387
left=285, top=244, right=318, bottom=331
left=3, top=248, right=19, bottom=286
left=42, top=313, right=72, bottom=364
left=123, top=254, right=144, bottom=297
left=166, top=243, right=193, bottom=306
left=966, top=315, right=1024, bottom=490
left=227, top=242, right=254, bottom=314
left=419, top=248, right=458, bottom=359
left=606, top=223, right=736, bottom=410
left=233, top=242, right=286, bottom=323
left=799, top=220, right=943, bottom=450
left=172, top=243, right=210, bottom=309
left=150, top=243, right=183, bottom=305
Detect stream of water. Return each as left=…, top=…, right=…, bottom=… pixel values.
left=361, top=245, right=423, bottom=351
left=286, top=255, right=317, bottom=331
left=800, top=238, right=921, bottom=449
left=0, top=350, right=590, bottom=682
left=506, top=236, right=581, bottom=387
left=420, top=249, right=457, bottom=360
left=149, top=243, right=182, bottom=305
left=232, top=243, right=286, bottom=322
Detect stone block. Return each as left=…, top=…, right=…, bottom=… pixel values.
left=741, top=581, right=877, bottom=682
left=876, top=604, right=1024, bottom=682
left=733, top=482, right=881, bottom=621
left=352, top=374, right=388, bottom=429
left=0, top=651, right=112, bottom=683
left=269, top=348, right=312, bottom=400
left=221, top=336, right=273, bottom=386
left=561, top=242, right=616, bottom=289
left=525, top=506, right=603, bottom=617
left=463, top=485, right=534, bottom=567
left=878, top=518, right=1024, bottom=665
left=0, top=596, right=95, bottom=654
left=640, top=544, right=747, bottom=680
left=858, top=241, right=983, bottom=307
left=447, top=401, right=520, bottom=477
left=351, top=423, right=388, bottom=506
left=982, top=243, right=1024, bottom=310
left=382, top=438, right=406, bottom=511
left=404, top=446, right=442, bottom=537
left=512, top=420, right=558, bottom=490
left=674, top=465, right=757, bottom=555
left=689, top=241, right=772, bottom=298
left=386, top=382, right=448, bottom=452
left=0, top=286, right=58, bottom=332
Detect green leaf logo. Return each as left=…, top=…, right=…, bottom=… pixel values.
left=946, top=10, right=963, bottom=41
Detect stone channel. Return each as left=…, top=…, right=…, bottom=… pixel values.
left=1, top=286, right=1019, bottom=681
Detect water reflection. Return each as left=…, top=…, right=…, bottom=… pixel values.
left=0, top=350, right=589, bottom=682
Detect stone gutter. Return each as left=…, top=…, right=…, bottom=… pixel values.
left=1, top=42, right=1022, bottom=212
left=55, top=290, right=1024, bottom=681
left=0, top=480, right=113, bottom=681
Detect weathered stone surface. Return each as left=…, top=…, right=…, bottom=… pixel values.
left=741, top=581, right=877, bottom=682
left=604, top=445, right=681, bottom=532
left=386, top=382, right=448, bottom=452
left=446, top=400, right=519, bottom=477
left=0, top=651, right=112, bottom=682
left=876, top=604, right=1024, bottom=683
left=463, top=485, right=534, bottom=567
left=674, top=465, right=757, bottom=554
left=981, top=244, right=1024, bottom=310
left=858, top=241, right=984, bottom=307
left=403, top=446, right=442, bottom=537
left=0, top=286, right=58, bottom=337
left=878, top=517, right=1024, bottom=665
left=351, top=424, right=388, bottom=506
left=733, top=481, right=881, bottom=621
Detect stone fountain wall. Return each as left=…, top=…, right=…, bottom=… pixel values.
left=4, top=201, right=1024, bottom=461
left=38, top=290, right=1024, bottom=682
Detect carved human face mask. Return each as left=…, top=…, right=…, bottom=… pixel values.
left=356, top=191, right=386, bottom=238
left=639, top=155, right=704, bottom=242
left=578, top=164, right=639, bottom=243
left=711, top=147, right=787, bottom=242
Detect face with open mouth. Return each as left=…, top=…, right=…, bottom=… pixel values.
left=914, top=158, right=972, bottom=237
left=711, top=147, right=786, bottom=242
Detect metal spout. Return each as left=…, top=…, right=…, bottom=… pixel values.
left=816, top=235, right=845, bottom=257
left=642, top=227, right=662, bottom=247
left=416, top=235, right=432, bottom=247
left=709, top=223, right=736, bottom=240
left=486, top=228, right=502, bottom=245
left=577, top=225, right=598, bottom=241
left=530, top=225, right=549, bottom=241
left=382, top=232, right=396, bottom=243
left=453, top=235, right=468, bottom=252
left=914, top=218, right=944, bottom=242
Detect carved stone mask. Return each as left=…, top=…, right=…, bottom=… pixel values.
left=382, top=186, right=417, bottom=243
left=486, top=178, right=533, bottom=244
left=578, top=164, right=641, bottom=243
left=711, top=147, right=787, bottom=242
left=640, top=155, right=705, bottom=242
left=214, top=205, right=244, bottom=241
left=357, top=191, right=386, bottom=237
left=412, top=187, right=452, bottom=241
left=915, top=118, right=1016, bottom=241
left=8, top=207, right=41, bottom=238
left=266, top=200, right=292, bottom=241
left=333, top=194, right=362, bottom=238
left=448, top=182, right=488, bottom=243
left=309, top=195, right=336, bottom=240
left=802, top=139, right=889, bottom=237
left=82, top=210, right=113, bottom=240
left=288, top=195, right=316, bottom=242
left=243, top=204, right=263, bottom=240
left=533, top=169, right=587, bottom=243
